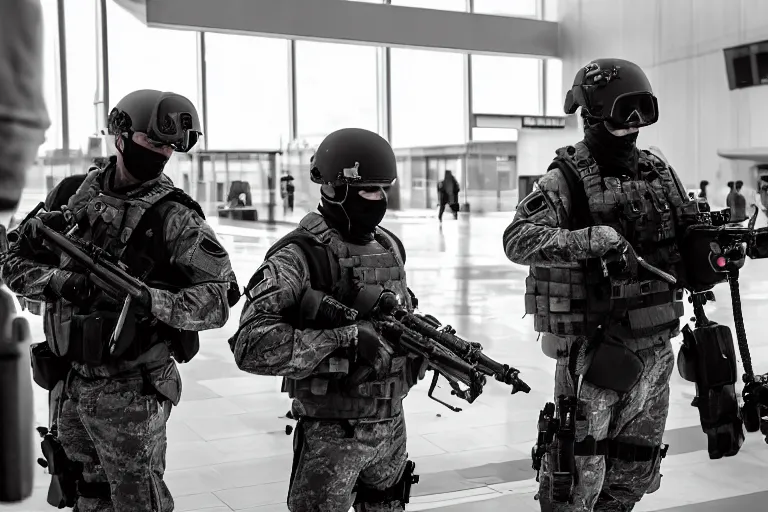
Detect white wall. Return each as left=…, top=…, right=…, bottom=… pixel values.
left=556, top=0, right=768, bottom=191
left=517, top=125, right=581, bottom=176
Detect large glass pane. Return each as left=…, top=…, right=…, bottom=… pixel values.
left=391, top=48, right=464, bottom=148
left=473, top=0, right=538, bottom=18
left=295, top=41, right=378, bottom=140
left=205, top=34, right=290, bottom=150
left=391, top=0, right=466, bottom=11
left=41, top=0, right=61, bottom=153
left=472, top=55, right=541, bottom=116
left=472, top=128, right=518, bottom=142
left=106, top=3, right=198, bottom=115
left=64, top=0, right=99, bottom=152
left=545, top=58, right=564, bottom=117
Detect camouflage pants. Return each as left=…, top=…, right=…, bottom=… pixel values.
left=288, top=412, right=408, bottom=512
left=58, top=373, right=173, bottom=512
left=539, top=333, right=675, bottom=512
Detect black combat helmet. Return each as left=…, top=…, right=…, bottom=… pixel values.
left=564, top=58, right=659, bottom=129
left=310, top=128, right=398, bottom=188
left=108, top=89, right=202, bottom=152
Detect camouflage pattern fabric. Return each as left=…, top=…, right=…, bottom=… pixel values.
left=538, top=331, right=674, bottom=512
left=288, top=413, right=408, bottom=512
left=58, top=370, right=174, bottom=512
left=230, top=242, right=357, bottom=379
left=503, top=169, right=627, bottom=266
left=505, top=151, right=683, bottom=511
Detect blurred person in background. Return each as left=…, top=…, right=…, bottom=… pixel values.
left=0, top=0, right=50, bottom=503
left=437, top=170, right=460, bottom=222
left=730, top=180, right=747, bottom=224
left=698, top=179, right=709, bottom=199
left=2, top=89, right=240, bottom=511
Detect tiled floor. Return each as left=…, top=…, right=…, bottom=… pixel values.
left=8, top=211, right=768, bottom=511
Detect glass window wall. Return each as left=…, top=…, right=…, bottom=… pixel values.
left=294, top=40, right=379, bottom=141
left=390, top=48, right=464, bottom=148
left=205, top=34, right=290, bottom=150
left=472, top=55, right=541, bottom=116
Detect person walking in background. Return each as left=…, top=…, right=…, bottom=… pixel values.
left=730, top=180, right=747, bottom=223
left=758, top=177, right=768, bottom=220
left=437, top=170, right=460, bottom=222
left=698, top=179, right=709, bottom=199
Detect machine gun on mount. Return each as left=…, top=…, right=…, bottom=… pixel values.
left=309, top=285, right=531, bottom=412
left=676, top=203, right=768, bottom=455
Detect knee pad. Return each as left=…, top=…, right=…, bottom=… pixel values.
left=677, top=323, right=744, bottom=459
left=353, top=460, right=419, bottom=507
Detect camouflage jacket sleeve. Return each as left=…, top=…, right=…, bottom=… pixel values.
left=229, top=243, right=358, bottom=379
left=503, top=166, right=625, bottom=266
left=148, top=204, right=235, bottom=331
left=0, top=251, right=58, bottom=300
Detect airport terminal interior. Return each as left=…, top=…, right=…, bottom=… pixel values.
left=9, top=0, right=768, bottom=511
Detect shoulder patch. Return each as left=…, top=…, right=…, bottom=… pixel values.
left=244, top=263, right=279, bottom=302
left=517, top=190, right=548, bottom=217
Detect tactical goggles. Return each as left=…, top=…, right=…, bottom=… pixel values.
left=605, top=92, right=658, bottom=129
left=146, top=96, right=202, bottom=153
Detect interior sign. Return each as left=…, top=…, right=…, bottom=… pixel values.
left=522, top=116, right=566, bottom=128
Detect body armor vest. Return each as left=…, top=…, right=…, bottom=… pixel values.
left=525, top=142, right=686, bottom=338
left=44, top=166, right=201, bottom=367
left=282, top=213, right=416, bottom=420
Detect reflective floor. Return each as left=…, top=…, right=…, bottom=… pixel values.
left=10, top=211, right=768, bottom=511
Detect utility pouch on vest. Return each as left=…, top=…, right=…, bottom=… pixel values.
left=167, top=328, right=200, bottom=364
left=581, top=331, right=644, bottom=393
left=677, top=323, right=744, bottom=459
left=65, top=312, right=120, bottom=365
left=30, top=342, right=70, bottom=391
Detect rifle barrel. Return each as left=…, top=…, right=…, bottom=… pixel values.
left=38, top=225, right=144, bottom=299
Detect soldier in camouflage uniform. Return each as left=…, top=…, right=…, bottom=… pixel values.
left=230, top=128, right=426, bottom=512
left=2, top=90, right=239, bottom=511
left=504, top=59, right=701, bottom=512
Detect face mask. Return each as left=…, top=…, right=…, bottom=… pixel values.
left=118, top=135, right=170, bottom=182
left=343, top=188, right=388, bottom=235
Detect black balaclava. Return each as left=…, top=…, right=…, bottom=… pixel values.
left=118, top=134, right=170, bottom=182
left=582, top=117, right=639, bottom=176
left=318, top=185, right=388, bottom=243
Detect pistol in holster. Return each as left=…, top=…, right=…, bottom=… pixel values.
left=533, top=395, right=577, bottom=506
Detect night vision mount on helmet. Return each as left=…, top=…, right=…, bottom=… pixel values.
left=564, top=58, right=659, bottom=129
left=108, top=89, right=202, bottom=153
left=310, top=128, right=398, bottom=189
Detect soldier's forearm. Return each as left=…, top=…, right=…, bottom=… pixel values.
left=231, top=323, right=357, bottom=379
left=503, top=221, right=593, bottom=266
left=0, top=256, right=58, bottom=299
left=148, top=282, right=230, bottom=330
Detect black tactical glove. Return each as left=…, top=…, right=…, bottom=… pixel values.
left=20, top=211, right=67, bottom=240
left=601, top=244, right=639, bottom=279
left=47, top=271, right=99, bottom=306
left=355, top=322, right=384, bottom=367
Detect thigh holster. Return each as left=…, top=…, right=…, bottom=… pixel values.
left=575, top=436, right=669, bottom=463
left=353, top=460, right=420, bottom=507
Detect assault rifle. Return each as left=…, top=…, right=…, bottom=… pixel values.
left=317, top=288, right=531, bottom=412
left=531, top=395, right=577, bottom=507
left=8, top=202, right=146, bottom=352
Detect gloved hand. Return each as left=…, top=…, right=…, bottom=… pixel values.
left=602, top=244, right=639, bottom=279
left=355, top=322, right=385, bottom=367
left=583, top=225, right=627, bottom=258
left=47, top=271, right=99, bottom=306
left=20, top=211, right=67, bottom=240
